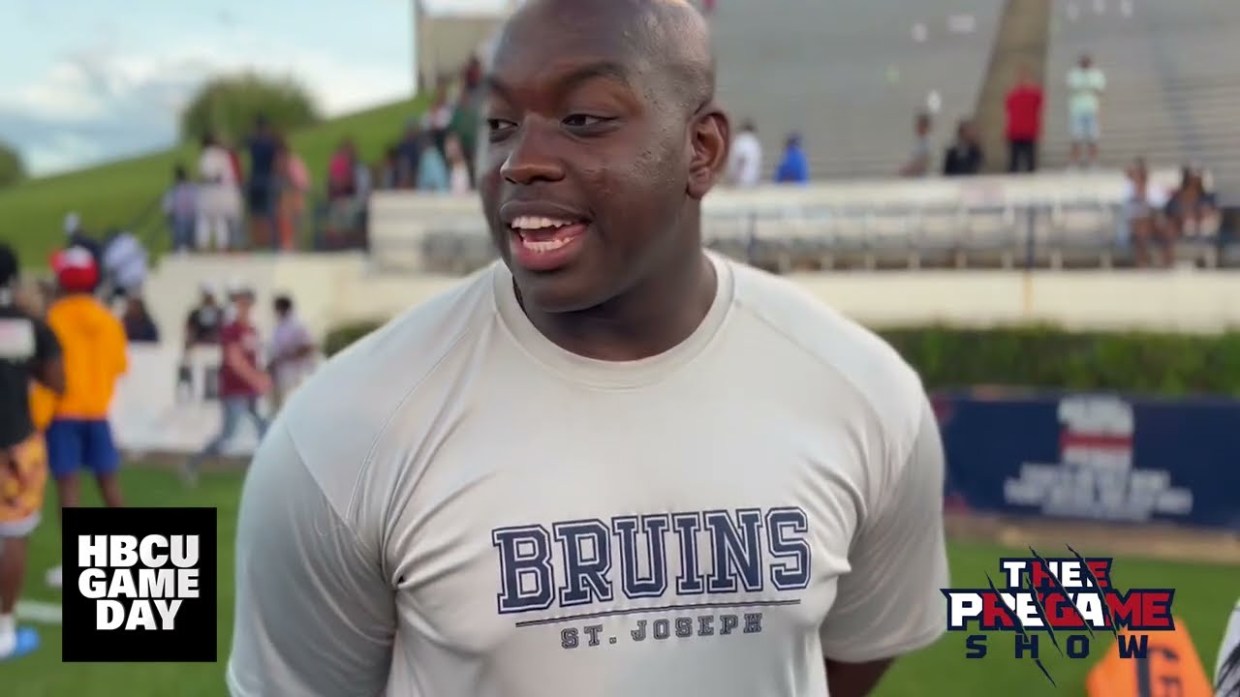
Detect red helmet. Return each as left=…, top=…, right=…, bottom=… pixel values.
left=51, top=246, right=99, bottom=293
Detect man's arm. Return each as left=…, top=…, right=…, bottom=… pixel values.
left=820, top=396, right=950, bottom=697
left=31, top=317, right=66, bottom=395
left=228, top=424, right=397, bottom=696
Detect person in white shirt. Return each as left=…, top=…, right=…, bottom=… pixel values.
left=1122, top=158, right=1172, bottom=267
left=726, top=119, right=763, bottom=187
left=266, top=295, right=316, bottom=412
left=1066, top=53, right=1106, bottom=168
left=101, top=230, right=149, bottom=301
left=226, top=2, right=949, bottom=696
left=197, top=133, right=242, bottom=252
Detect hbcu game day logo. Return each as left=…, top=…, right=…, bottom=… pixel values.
left=942, top=546, right=1175, bottom=686
left=62, top=507, right=217, bottom=662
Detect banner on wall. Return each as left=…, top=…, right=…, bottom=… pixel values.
left=110, top=345, right=265, bottom=457
left=936, top=390, right=1240, bottom=532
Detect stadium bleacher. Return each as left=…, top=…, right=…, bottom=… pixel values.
left=370, top=168, right=1212, bottom=276
left=711, top=0, right=1005, bottom=179
left=1042, top=0, right=1240, bottom=184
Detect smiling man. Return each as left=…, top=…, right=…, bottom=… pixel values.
left=227, top=1, right=949, bottom=696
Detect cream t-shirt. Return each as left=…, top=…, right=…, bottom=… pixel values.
left=227, top=252, right=950, bottom=697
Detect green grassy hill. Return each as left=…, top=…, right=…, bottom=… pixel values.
left=0, top=96, right=425, bottom=268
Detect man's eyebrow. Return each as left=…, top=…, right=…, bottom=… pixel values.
left=483, top=60, right=634, bottom=99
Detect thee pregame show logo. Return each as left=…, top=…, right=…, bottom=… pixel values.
left=62, top=507, right=217, bottom=662
left=493, top=507, right=810, bottom=650
left=942, top=547, right=1175, bottom=686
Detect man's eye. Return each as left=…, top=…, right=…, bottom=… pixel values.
left=562, top=114, right=610, bottom=128
left=487, top=118, right=517, bottom=132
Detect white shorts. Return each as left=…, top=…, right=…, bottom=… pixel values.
left=1070, top=110, right=1100, bottom=143
left=0, top=512, right=40, bottom=539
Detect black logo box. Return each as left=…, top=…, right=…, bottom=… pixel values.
left=62, top=507, right=218, bottom=663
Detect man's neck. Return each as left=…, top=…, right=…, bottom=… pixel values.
left=521, top=249, right=717, bottom=363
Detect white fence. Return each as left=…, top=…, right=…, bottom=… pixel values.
left=368, top=169, right=1188, bottom=273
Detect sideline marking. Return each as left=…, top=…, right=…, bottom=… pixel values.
left=16, top=600, right=62, bottom=625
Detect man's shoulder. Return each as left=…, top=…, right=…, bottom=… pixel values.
left=279, top=267, right=497, bottom=456
left=727, top=260, right=925, bottom=425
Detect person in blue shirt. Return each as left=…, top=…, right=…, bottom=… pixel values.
left=774, top=133, right=810, bottom=184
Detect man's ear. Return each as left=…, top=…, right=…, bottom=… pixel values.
left=687, top=105, right=730, bottom=200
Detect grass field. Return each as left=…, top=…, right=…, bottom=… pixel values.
left=7, top=466, right=1237, bottom=696
left=0, top=96, right=424, bottom=271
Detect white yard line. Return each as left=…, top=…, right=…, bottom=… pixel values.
left=15, top=599, right=62, bottom=625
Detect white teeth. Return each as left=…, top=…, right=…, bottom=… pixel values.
left=521, top=237, right=574, bottom=253
left=511, top=215, right=575, bottom=230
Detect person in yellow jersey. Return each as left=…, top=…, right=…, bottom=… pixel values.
left=0, top=244, right=65, bottom=660
left=42, top=247, right=128, bottom=590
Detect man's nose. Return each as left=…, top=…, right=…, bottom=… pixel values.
left=501, top=119, right=566, bottom=185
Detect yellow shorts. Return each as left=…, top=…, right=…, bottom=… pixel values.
left=0, top=433, right=48, bottom=538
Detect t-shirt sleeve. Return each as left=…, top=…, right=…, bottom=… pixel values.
left=1216, top=600, right=1240, bottom=694
left=32, top=316, right=62, bottom=363
left=227, top=424, right=396, bottom=696
left=819, top=395, right=950, bottom=663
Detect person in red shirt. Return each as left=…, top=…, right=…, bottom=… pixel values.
left=182, top=283, right=270, bottom=486
left=1005, top=66, right=1044, bottom=173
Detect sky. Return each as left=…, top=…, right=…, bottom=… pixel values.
left=0, top=0, right=426, bottom=176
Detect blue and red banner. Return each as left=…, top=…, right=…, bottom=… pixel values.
left=934, top=390, right=1240, bottom=532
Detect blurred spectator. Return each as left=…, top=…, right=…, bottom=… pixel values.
left=1067, top=53, right=1106, bottom=168
left=900, top=113, right=934, bottom=177
left=1123, top=158, right=1172, bottom=267
left=62, top=212, right=105, bottom=274
left=445, top=134, right=472, bottom=195
left=1164, top=166, right=1220, bottom=239
left=183, top=283, right=269, bottom=486
left=101, top=229, right=149, bottom=301
left=268, top=295, right=316, bottom=412
left=1005, top=66, right=1044, bottom=173
left=395, top=122, right=424, bottom=188
left=245, top=115, right=280, bottom=248
left=726, top=120, right=762, bottom=188
left=422, top=78, right=456, bottom=156
left=451, top=56, right=484, bottom=187
left=121, top=295, right=159, bottom=343
left=274, top=138, right=310, bottom=252
left=197, top=133, right=243, bottom=252
left=377, top=147, right=402, bottom=190
left=184, top=283, right=224, bottom=349
left=417, top=140, right=451, bottom=193
left=327, top=139, right=358, bottom=201
left=774, top=133, right=810, bottom=184
left=943, top=119, right=984, bottom=176
left=163, top=166, right=198, bottom=253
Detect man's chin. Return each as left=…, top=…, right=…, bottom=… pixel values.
left=511, top=270, right=609, bottom=317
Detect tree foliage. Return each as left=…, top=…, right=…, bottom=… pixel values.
left=0, top=140, right=26, bottom=188
left=179, top=72, right=320, bottom=142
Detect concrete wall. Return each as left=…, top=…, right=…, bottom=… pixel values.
left=141, top=254, right=1240, bottom=345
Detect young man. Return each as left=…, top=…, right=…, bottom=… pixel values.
left=183, top=284, right=270, bottom=486
left=1066, top=53, right=1106, bottom=168
left=725, top=119, right=762, bottom=187
left=1004, top=66, right=1044, bottom=173
left=227, top=2, right=949, bottom=696
left=43, top=247, right=128, bottom=590
left=900, top=112, right=934, bottom=177
left=0, top=243, right=65, bottom=659
left=267, top=295, right=316, bottom=413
